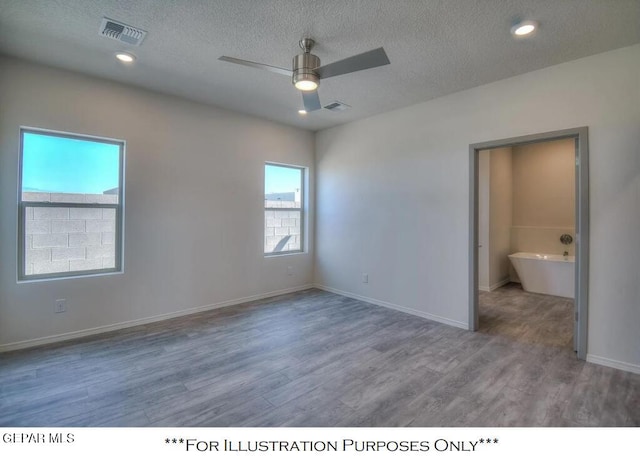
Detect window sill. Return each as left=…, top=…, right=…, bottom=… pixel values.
left=17, top=269, right=123, bottom=284
left=264, top=251, right=306, bottom=258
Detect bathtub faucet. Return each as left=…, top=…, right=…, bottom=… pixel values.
left=563, top=251, right=569, bottom=257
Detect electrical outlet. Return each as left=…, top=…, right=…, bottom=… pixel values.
left=362, top=273, right=369, bottom=284
left=287, top=266, right=293, bottom=276
left=54, top=299, right=67, bottom=313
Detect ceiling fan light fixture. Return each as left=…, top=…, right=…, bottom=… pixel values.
left=292, top=50, right=320, bottom=91
left=294, top=77, right=319, bottom=91
left=511, top=20, right=538, bottom=37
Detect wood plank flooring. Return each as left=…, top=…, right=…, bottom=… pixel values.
left=1, top=286, right=638, bottom=427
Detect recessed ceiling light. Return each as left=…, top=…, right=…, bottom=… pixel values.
left=115, top=52, right=136, bottom=63
left=511, top=20, right=538, bottom=37
left=298, top=109, right=307, bottom=115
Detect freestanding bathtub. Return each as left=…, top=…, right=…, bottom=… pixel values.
left=508, top=252, right=575, bottom=299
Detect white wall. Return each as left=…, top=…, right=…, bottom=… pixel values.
left=488, top=147, right=513, bottom=289
left=0, top=57, right=314, bottom=349
left=315, top=44, right=640, bottom=372
left=512, top=138, right=575, bottom=227
left=478, top=147, right=512, bottom=291
left=477, top=151, right=490, bottom=290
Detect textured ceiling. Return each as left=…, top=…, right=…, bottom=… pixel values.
left=1, top=0, right=639, bottom=131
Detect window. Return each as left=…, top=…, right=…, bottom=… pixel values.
left=18, top=129, right=124, bottom=280
left=264, top=163, right=304, bottom=255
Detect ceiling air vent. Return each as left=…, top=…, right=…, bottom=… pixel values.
left=324, top=101, right=351, bottom=112
left=99, top=18, right=147, bottom=46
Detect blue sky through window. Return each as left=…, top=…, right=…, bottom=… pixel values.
left=22, top=132, right=120, bottom=194
left=264, top=164, right=302, bottom=195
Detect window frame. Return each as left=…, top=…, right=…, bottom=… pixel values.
left=264, top=162, right=305, bottom=257
left=18, top=127, right=125, bottom=281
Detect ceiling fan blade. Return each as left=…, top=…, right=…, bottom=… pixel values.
left=316, top=47, right=390, bottom=79
left=302, top=90, right=322, bottom=112
left=218, top=56, right=292, bottom=77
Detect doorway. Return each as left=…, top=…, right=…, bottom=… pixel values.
left=468, top=128, right=589, bottom=360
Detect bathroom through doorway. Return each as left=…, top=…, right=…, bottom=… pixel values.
left=469, top=128, right=589, bottom=359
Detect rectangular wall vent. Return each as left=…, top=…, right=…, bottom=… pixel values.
left=324, top=101, right=351, bottom=112
left=99, top=17, right=147, bottom=46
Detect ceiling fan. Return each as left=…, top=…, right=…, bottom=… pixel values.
left=219, top=38, right=390, bottom=113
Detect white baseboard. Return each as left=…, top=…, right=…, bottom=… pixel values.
left=314, top=284, right=468, bottom=330
left=0, top=284, right=314, bottom=353
left=587, top=354, right=640, bottom=375
left=479, top=278, right=510, bottom=292
left=490, top=278, right=511, bottom=291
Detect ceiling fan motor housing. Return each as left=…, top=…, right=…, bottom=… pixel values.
left=292, top=52, right=320, bottom=90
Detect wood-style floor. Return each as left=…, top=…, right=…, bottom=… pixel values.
left=1, top=286, right=638, bottom=427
